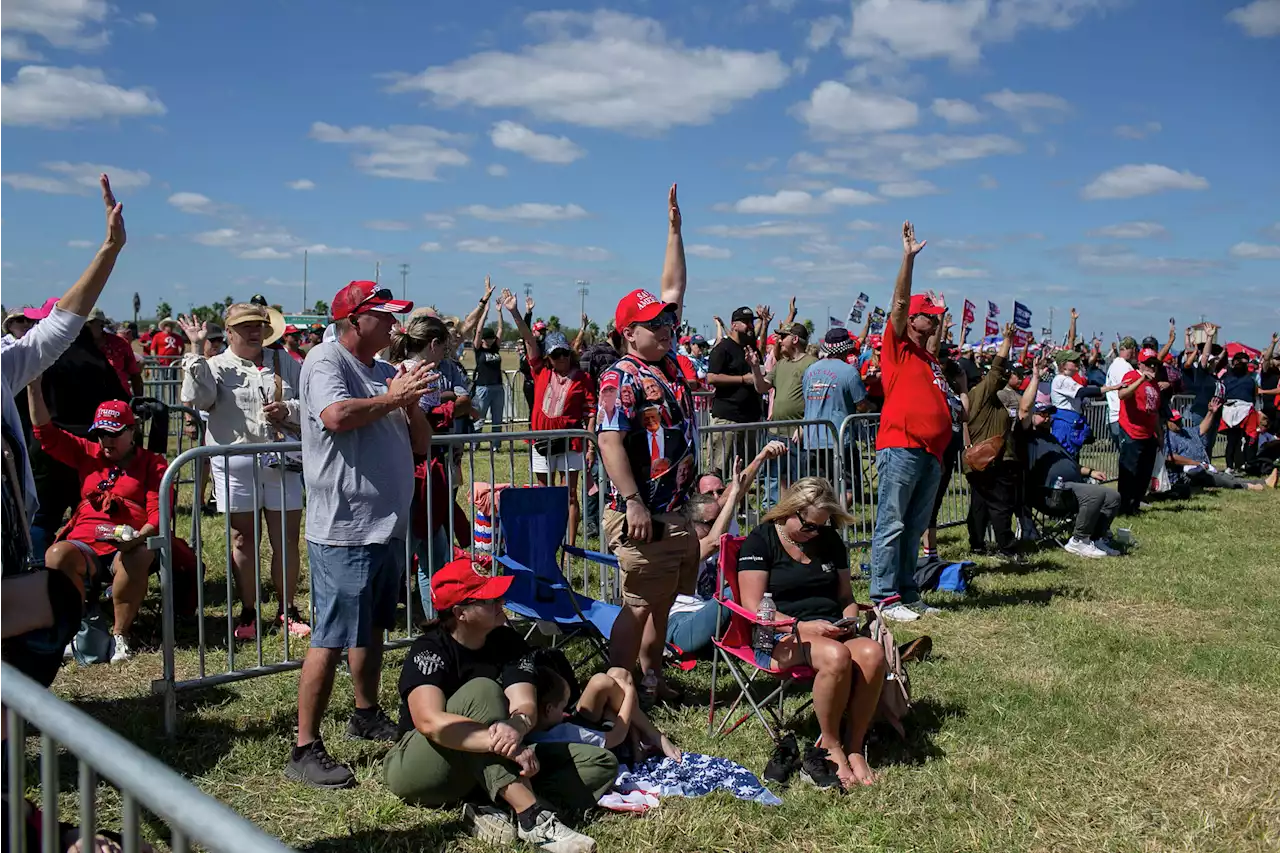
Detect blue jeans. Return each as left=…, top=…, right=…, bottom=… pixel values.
left=413, top=526, right=452, bottom=618
left=472, top=384, right=505, bottom=431
left=869, top=448, right=941, bottom=605
left=665, top=599, right=721, bottom=656
left=1109, top=420, right=1123, bottom=451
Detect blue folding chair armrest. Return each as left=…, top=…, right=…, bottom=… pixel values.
left=562, top=545, right=618, bottom=568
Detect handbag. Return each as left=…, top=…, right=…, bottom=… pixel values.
left=963, top=432, right=1005, bottom=472
left=533, top=436, right=571, bottom=457
left=71, top=602, right=115, bottom=665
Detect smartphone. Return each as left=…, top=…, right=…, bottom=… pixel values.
left=831, top=616, right=859, bottom=631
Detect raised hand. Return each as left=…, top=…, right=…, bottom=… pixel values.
left=1003, top=321, right=1016, bottom=339
left=177, top=314, right=207, bottom=345
left=943, top=312, right=955, bottom=331
left=759, top=305, right=773, bottom=324
left=713, top=315, right=724, bottom=328
left=483, top=275, right=494, bottom=301
left=788, top=296, right=797, bottom=315
left=525, top=295, right=535, bottom=314
left=902, top=220, right=926, bottom=256
left=580, top=312, right=588, bottom=328
left=101, top=174, right=126, bottom=251
left=668, top=182, right=681, bottom=232
left=499, top=288, right=518, bottom=313
left=1070, top=307, right=1079, bottom=321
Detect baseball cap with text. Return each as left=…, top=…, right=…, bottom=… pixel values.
left=1138, top=347, right=1160, bottom=364
left=91, top=400, right=136, bottom=434
left=908, top=293, right=945, bottom=316
left=615, top=288, right=677, bottom=330
left=331, top=281, right=413, bottom=321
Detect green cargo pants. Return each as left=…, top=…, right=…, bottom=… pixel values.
left=383, top=677, right=618, bottom=811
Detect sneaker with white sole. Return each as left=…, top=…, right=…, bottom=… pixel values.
left=906, top=601, right=942, bottom=617
left=881, top=603, right=920, bottom=622
left=110, top=635, right=132, bottom=664
left=463, top=803, right=516, bottom=844
left=517, top=810, right=596, bottom=853
left=1093, top=539, right=1121, bottom=557
left=1064, top=537, right=1106, bottom=559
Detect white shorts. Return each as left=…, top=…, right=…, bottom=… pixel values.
left=209, top=453, right=303, bottom=514
left=532, top=449, right=585, bottom=475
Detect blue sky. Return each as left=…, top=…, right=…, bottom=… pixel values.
left=3, top=0, right=1278, bottom=344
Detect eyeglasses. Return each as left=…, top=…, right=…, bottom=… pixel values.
left=633, top=313, right=675, bottom=331
left=91, top=431, right=127, bottom=445
left=794, top=512, right=830, bottom=533
left=95, top=466, right=125, bottom=491
left=351, top=287, right=394, bottom=316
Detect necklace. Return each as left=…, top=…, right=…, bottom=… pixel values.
left=775, top=522, right=801, bottom=550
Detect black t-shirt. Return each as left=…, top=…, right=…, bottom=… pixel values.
left=42, top=329, right=128, bottom=433
left=397, top=624, right=536, bottom=737
left=1261, top=368, right=1279, bottom=418
left=1221, top=368, right=1255, bottom=403
left=473, top=342, right=505, bottom=387
left=958, top=356, right=982, bottom=390
left=737, top=523, right=847, bottom=621
left=708, top=336, right=761, bottom=422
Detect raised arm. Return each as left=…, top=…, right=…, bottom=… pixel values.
left=501, top=289, right=539, bottom=368
left=1262, top=332, right=1278, bottom=372
left=1016, top=351, right=1042, bottom=421
left=859, top=313, right=872, bottom=348
left=458, top=276, right=494, bottom=344
left=660, top=183, right=686, bottom=326
left=472, top=301, right=489, bottom=352
left=1158, top=318, right=1176, bottom=362
left=757, top=305, right=774, bottom=358
left=58, top=175, right=127, bottom=316
left=572, top=313, right=588, bottom=353
left=1067, top=308, right=1078, bottom=350
left=889, top=221, right=927, bottom=338
left=713, top=316, right=725, bottom=345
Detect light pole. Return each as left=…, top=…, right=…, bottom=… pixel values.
left=576, top=280, right=589, bottom=321
left=399, top=263, right=410, bottom=301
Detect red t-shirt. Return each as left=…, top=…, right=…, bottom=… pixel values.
left=98, top=332, right=140, bottom=394
left=530, top=354, right=596, bottom=453
left=150, top=331, right=183, bottom=365
left=33, top=423, right=168, bottom=555
left=676, top=353, right=698, bottom=385
left=1119, top=370, right=1160, bottom=439
left=875, top=320, right=952, bottom=460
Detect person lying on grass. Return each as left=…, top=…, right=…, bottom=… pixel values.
left=529, top=665, right=682, bottom=763
left=385, top=558, right=612, bottom=853
left=737, top=477, right=887, bottom=791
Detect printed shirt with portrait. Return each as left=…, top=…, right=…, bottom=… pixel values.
left=596, top=351, right=698, bottom=514
left=1119, top=370, right=1160, bottom=439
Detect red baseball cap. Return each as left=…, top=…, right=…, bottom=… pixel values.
left=331, top=281, right=413, bottom=321
left=532, top=320, right=548, bottom=333
left=283, top=324, right=300, bottom=335
left=908, top=293, right=945, bottom=316
left=430, top=558, right=514, bottom=611
left=615, top=288, right=676, bottom=330
left=23, top=297, right=60, bottom=321
left=91, top=400, right=136, bottom=434
left=1138, top=347, right=1160, bottom=364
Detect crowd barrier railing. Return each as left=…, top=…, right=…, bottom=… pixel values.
left=2, top=663, right=292, bottom=853
left=151, top=429, right=610, bottom=735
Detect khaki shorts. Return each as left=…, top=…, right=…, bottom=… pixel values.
left=603, top=510, right=700, bottom=608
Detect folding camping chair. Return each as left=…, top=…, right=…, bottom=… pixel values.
left=1028, top=485, right=1079, bottom=548
left=707, top=534, right=816, bottom=744
left=494, top=486, right=621, bottom=667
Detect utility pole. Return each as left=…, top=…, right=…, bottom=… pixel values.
left=1048, top=306, right=1054, bottom=344
left=523, top=283, right=533, bottom=304
left=302, top=250, right=308, bottom=313
left=399, top=263, right=410, bottom=301
left=576, top=280, right=589, bottom=320
left=374, top=261, right=381, bottom=285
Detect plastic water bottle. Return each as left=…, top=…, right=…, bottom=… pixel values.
left=1053, top=476, right=1066, bottom=491
left=94, top=523, right=137, bottom=543
left=754, top=593, right=777, bottom=655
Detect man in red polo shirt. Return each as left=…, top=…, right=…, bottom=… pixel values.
left=869, top=221, right=950, bottom=622
left=1115, top=346, right=1162, bottom=514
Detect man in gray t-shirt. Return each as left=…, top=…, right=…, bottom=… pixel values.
left=288, top=280, right=434, bottom=790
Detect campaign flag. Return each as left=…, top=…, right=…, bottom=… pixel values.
left=847, top=291, right=870, bottom=324
left=962, top=299, right=976, bottom=325
left=1013, top=300, right=1032, bottom=329
left=869, top=306, right=886, bottom=333
left=962, top=325, right=971, bottom=343
left=1012, top=328, right=1029, bottom=347
left=984, top=316, right=999, bottom=337
left=987, top=301, right=1000, bottom=318
left=829, top=316, right=846, bottom=328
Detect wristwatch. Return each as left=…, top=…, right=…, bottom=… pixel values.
left=622, top=493, right=641, bottom=504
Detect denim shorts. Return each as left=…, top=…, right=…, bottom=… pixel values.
left=307, top=539, right=404, bottom=649
left=753, top=632, right=790, bottom=669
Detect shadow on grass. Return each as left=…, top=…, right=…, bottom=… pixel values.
left=301, top=819, right=469, bottom=853
left=870, top=697, right=965, bottom=767
left=944, top=584, right=1083, bottom=611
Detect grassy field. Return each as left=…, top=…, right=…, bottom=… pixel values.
left=39, top=478, right=1280, bottom=853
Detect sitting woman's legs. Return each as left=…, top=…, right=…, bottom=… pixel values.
left=665, top=599, right=720, bottom=656
left=112, top=547, right=155, bottom=637
left=840, top=637, right=887, bottom=786
left=773, top=634, right=853, bottom=779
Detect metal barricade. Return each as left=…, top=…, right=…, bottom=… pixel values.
left=1081, top=400, right=1120, bottom=483
left=2, top=663, right=291, bottom=853
left=691, top=390, right=714, bottom=429
left=699, top=419, right=841, bottom=525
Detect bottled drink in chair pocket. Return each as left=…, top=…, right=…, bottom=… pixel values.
left=754, top=593, right=776, bottom=655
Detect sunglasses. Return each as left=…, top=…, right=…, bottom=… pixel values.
left=794, top=512, right=830, bottom=533
left=633, top=313, right=675, bottom=331
left=351, top=287, right=394, bottom=316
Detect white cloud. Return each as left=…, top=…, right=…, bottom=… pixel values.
left=423, top=213, right=457, bottom=229
left=931, top=98, right=982, bottom=124
left=769, top=255, right=879, bottom=283
left=1081, top=163, right=1210, bottom=200
left=167, top=192, right=216, bottom=214
left=793, top=81, right=918, bottom=136
left=745, top=157, right=777, bottom=172
left=878, top=180, right=941, bottom=197
left=1229, top=242, right=1280, bottom=259
left=978, top=173, right=999, bottom=189
left=487, top=164, right=509, bottom=177
left=4, top=161, right=150, bottom=194
left=1, top=65, right=166, bottom=127
left=699, top=221, right=826, bottom=239
left=686, top=244, right=732, bottom=259
left=847, top=219, right=880, bottom=231
left=309, top=121, right=469, bottom=181
left=457, top=203, right=589, bottom=223
left=297, top=244, right=367, bottom=256
left=419, top=242, right=444, bottom=252
left=239, top=247, right=293, bottom=261
left=1, top=0, right=110, bottom=52
left=135, top=12, right=157, bottom=27
left=841, top=0, right=1117, bottom=65
left=364, top=220, right=411, bottom=231
left=489, top=120, right=585, bottom=164
left=1088, top=221, right=1167, bottom=239
left=863, top=245, right=900, bottom=260
left=192, top=229, right=241, bottom=247
left=933, top=266, right=989, bottom=279
left=2, top=35, right=43, bottom=61
left=983, top=89, right=1070, bottom=130
left=1114, top=121, right=1162, bottom=140
left=389, top=10, right=789, bottom=133
left=66, top=239, right=95, bottom=248
left=1074, top=245, right=1217, bottom=275
left=287, top=179, right=315, bottom=190
left=806, top=15, right=844, bottom=50
left=455, top=236, right=611, bottom=261
left=718, top=187, right=880, bottom=215
left=791, top=133, right=1023, bottom=183
left=1227, top=0, right=1280, bottom=37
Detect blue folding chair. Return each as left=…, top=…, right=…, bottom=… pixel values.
left=494, top=486, right=621, bottom=664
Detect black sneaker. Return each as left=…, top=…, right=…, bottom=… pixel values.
left=285, top=740, right=355, bottom=789
left=799, top=744, right=841, bottom=790
left=346, top=707, right=399, bottom=742
left=763, top=733, right=801, bottom=785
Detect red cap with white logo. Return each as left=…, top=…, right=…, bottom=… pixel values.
left=614, top=288, right=676, bottom=330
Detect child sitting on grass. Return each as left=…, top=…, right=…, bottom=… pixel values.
left=529, top=666, right=682, bottom=763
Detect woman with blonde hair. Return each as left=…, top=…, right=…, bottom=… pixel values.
left=737, top=477, right=887, bottom=791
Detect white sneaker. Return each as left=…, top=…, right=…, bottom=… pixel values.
left=1064, top=538, right=1106, bottom=559
left=1093, top=539, right=1121, bottom=557
left=110, top=635, right=132, bottom=664
left=881, top=603, right=920, bottom=622
left=463, top=803, right=516, bottom=844
left=907, top=601, right=942, bottom=617
left=517, top=810, right=597, bottom=853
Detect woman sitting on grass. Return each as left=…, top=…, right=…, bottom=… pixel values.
left=737, top=477, right=887, bottom=791
left=385, top=558, right=614, bottom=853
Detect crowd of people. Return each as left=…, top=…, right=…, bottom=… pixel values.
left=3, top=175, right=1278, bottom=853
